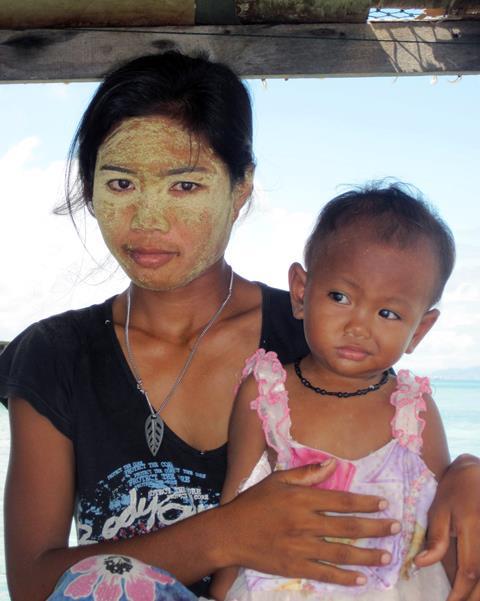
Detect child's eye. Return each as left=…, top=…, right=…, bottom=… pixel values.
left=171, top=181, right=200, bottom=192
left=379, top=308, right=400, bottom=320
left=328, top=291, right=349, bottom=304
left=107, top=179, right=134, bottom=192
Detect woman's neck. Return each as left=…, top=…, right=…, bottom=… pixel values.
left=114, top=259, right=234, bottom=342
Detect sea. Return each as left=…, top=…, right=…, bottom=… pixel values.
left=0, top=379, right=479, bottom=600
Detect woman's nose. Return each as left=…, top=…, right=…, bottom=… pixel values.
left=130, top=190, right=170, bottom=232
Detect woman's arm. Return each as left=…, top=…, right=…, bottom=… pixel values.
left=415, top=452, right=480, bottom=601
left=6, top=397, right=400, bottom=601
left=5, top=398, right=241, bottom=600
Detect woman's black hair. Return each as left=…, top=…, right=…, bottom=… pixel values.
left=304, top=181, right=456, bottom=305
left=60, top=50, right=254, bottom=216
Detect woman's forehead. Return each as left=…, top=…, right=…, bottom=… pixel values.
left=98, top=116, right=215, bottom=164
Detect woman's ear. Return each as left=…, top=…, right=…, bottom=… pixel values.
left=232, top=166, right=254, bottom=221
left=406, top=308, right=440, bottom=354
left=289, top=262, right=307, bottom=320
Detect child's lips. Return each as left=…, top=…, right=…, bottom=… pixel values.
left=336, top=346, right=370, bottom=361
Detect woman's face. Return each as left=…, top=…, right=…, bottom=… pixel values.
left=92, top=116, right=251, bottom=291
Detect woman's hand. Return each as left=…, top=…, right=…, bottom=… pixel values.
left=415, top=454, right=480, bottom=601
left=217, top=460, right=400, bottom=586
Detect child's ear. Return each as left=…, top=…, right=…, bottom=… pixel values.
left=232, top=166, right=254, bottom=221
left=406, top=309, right=440, bottom=354
left=289, top=262, right=308, bottom=320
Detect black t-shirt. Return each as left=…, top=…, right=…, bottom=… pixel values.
left=0, top=283, right=307, bottom=595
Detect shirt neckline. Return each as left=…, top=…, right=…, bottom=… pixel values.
left=102, top=295, right=227, bottom=458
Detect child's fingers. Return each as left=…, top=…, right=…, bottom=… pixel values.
left=414, top=504, right=450, bottom=567
left=418, top=456, right=480, bottom=601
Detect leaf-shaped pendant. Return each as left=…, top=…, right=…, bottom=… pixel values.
left=145, top=414, right=164, bottom=456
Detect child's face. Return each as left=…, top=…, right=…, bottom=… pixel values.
left=92, top=116, right=251, bottom=291
left=290, top=226, right=440, bottom=381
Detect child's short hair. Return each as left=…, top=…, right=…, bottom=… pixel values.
left=304, top=182, right=455, bottom=305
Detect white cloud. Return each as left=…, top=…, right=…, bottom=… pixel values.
left=0, top=139, right=127, bottom=341
left=226, top=183, right=316, bottom=289
left=398, top=248, right=480, bottom=374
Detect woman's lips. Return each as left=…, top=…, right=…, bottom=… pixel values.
left=336, top=346, right=370, bottom=361
left=126, top=247, right=178, bottom=268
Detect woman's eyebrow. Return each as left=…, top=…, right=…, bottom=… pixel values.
left=100, top=164, right=136, bottom=174
left=164, top=166, right=211, bottom=176
left=99, top=165, right=211, bottom=176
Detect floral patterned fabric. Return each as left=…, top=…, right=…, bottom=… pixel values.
left=48, top=555, right=197, bottom=601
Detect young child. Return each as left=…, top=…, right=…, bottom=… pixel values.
left=212, top=183, right=455, bottom=600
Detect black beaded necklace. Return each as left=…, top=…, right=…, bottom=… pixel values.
left=294, top=359, right=390, bottom=398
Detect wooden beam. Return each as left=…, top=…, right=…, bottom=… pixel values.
left=0, top=0, right=195, bottom=28
left=0, top=22, right=479, bottom=82
left=446, top=1, right=480, bottom=19
left=234, top=1, right=371, bottom=24
left=0, top=1, right=478, bottom=30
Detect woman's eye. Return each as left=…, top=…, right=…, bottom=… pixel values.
left=328, top=291, right=349, bottom=304
left=379, top=308, right=400, bottom=320
left=107, top=179, right=134, bottom=191
left=171, top=181, right=199, bottom=192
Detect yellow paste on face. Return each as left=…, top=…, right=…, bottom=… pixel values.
left=92, top=116, right=250, bottom=290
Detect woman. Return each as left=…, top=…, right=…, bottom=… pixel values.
left=1, top=51, right=479, bottom=601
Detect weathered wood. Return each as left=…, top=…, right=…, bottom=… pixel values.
left=196, top=0, right=240, bottom=25
left=0, top=22, right=479, bottom=82
left=446, top=0, right=480, bottom=19
left=0, top=0, right=195, bottom=28
left=235, top=0, right=370, bottom=24
left=1, top=1, right=478, bottom=28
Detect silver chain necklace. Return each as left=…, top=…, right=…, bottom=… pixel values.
left=124, top=268, right=234, bottom=456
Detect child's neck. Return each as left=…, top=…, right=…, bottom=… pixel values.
left=298, top=354, right=391, bottom=395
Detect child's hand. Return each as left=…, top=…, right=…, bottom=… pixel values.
left=217, top=459, right=400, bottom=586
left=415, top=454, right=480, bottom=601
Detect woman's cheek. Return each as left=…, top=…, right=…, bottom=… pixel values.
left=190, top=206, right=232, bottom=245
left=94, top=191, right=131, bottom=232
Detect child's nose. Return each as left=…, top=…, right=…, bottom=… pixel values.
left=344, top=315, right=371, bottom=339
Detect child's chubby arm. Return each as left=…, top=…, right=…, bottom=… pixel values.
left=210, top=374, right=269, bottom=601
left=420, top=392, right=456, bottom=584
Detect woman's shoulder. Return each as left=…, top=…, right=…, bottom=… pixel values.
left=5, top=296, right=115, bottom=352
left=0, top=296, right=117, bottom=436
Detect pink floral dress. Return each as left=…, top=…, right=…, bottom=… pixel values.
left=226, top=349, right=451, bottom=601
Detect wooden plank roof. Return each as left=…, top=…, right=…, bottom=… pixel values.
left=0, top=1, right=479, bottom=81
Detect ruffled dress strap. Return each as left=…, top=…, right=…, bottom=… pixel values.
left=240, top=349, right=292, bottom=466
left=390, top=369, right=431, bottom=453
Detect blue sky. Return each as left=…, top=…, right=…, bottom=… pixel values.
left=0, top=74, right=479, bottom=374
